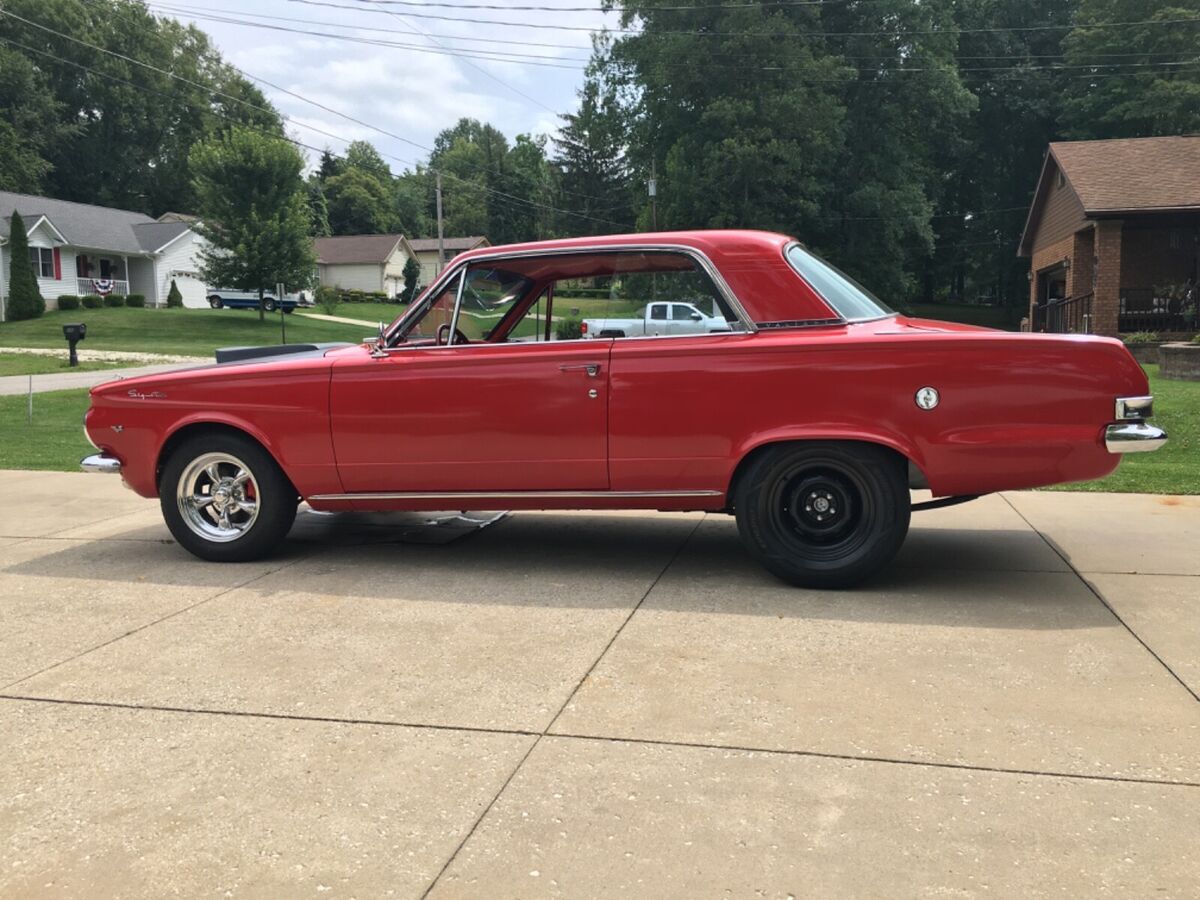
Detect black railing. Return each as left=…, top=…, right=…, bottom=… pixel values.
left=1119, top=287, right=1194, bottom=333
left=1037, top=292, right=1093, bottom=334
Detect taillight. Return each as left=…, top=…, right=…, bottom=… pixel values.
left=581, top=321, right=588, bottom=334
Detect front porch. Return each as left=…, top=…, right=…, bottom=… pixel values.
left=1031, top=217, right=1198, bottom=337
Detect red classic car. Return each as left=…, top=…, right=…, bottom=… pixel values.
left=82, top=230, right=1166, bottom=587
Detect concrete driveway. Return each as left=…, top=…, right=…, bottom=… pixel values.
left=1, top=472, right=1197, bottom=897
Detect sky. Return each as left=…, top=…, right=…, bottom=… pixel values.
left=152, top=0, right=618, bottom=174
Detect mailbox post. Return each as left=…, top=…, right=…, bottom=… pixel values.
left=62, top=323, right=87, bottom=367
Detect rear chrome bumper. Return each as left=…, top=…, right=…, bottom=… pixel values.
left=1105, top=422, right=1168, bottom=454
left=81, top=453, right=122, bottom=474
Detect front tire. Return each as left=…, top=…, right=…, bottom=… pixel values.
left=735, top=442, right=910, bottom=588
left=208, top=296, right=223, bottom=309
left=160, top=433, right=297, bottom=562
left=264, top=298, right=277, bottom=312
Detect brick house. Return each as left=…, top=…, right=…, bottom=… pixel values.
left=1018, top=136, right=1200, bottom=336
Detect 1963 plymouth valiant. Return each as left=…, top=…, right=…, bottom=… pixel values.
left=82, top=230, right=1166, bottom=587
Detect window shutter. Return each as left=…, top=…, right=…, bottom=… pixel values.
left=53, top=247, right=62, bottom=280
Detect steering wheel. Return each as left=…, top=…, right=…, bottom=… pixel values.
left=436, top=323, right=470, bottom=346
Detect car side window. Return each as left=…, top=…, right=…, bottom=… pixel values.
left=650, top=304, right=668, bottom=321
left=670, top=303, right=698, bottom=321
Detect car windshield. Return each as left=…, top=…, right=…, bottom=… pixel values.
left=785, top=244, right=894, bottom=322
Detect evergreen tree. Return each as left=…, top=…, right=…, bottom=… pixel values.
left=401, top=256, right=421, bottom=303
left=553, top=68, right=632, bottom=236
left=306, top=176, right=332, bottom=237
left=5, top=211, right=45, bottom=321
left=167, top=278, right=183, bottom=307
left=317, top=147, right=344, bottom=182
left=190, top=127, right=315, bottom=322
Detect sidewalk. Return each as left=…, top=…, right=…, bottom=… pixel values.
left=0, top=360, right=204, bottom=395
left=297, top=311, right=382, bottom=327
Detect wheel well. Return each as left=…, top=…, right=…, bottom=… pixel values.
left=726, top=439, right=921, bottom=511
left=156, top=423, right=290, bottom=492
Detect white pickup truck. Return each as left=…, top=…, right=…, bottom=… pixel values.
left=581, top=301, right=732, bottom=338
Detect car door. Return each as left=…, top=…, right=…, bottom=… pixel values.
left=329, top=340, right=611, bottom=493
left=646, top=302, right=670, bottom=336
left=667, top=302, right=703, bottom=335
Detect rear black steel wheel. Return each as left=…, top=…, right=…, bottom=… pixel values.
left=735, top=442, right=910, bottom=588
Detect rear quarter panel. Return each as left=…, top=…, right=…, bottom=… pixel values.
left=608, top=327, right=1148, bottom=497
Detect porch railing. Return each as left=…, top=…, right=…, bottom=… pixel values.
left=1036, top=292, right=1093, bottom=334
left=76, top=277, right=129, bottom=297
left=1119, top=287, right=1193, bottom=333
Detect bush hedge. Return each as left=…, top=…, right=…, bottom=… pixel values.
left=167, top=279, right=183, bottom=307
left=81, top=294, right=104, bottom=309
left=125, top=293, right=146, bottom=308
left=56, top=295, right=81, bottom=310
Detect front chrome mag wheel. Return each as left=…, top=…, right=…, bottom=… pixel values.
left=176, top=452, right=260, bottom=542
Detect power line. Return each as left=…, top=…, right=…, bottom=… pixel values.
left=142, top=5, right=1200, bottom=81
left=283, top=0, right=1200, bottom=38
left=0, top=8, right=632, bottom=227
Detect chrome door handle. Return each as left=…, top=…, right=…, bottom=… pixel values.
left=560, top=363, right=601, bottom=377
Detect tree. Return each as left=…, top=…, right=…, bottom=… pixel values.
left=317, top=147, right=344, bottom=182
left=325, top=167, right=395, bottom=235
left=5, top=212, right=45, bottom=321
left=345, top=140, right=394, bottom=184
left=553, top=66, right=633, bottom=236
left=0, top=46, right=73, bottom=193
left=1062, top=0, right=1200, bottom=138
left=306, top=176, right=331, bottom=237
left=167, top=278, right=183, bottom=307
left=0, top=0, right=284, bottom=214
left=401, top=255, right=421, bottom=303
left=190, top=127, right=315, bottom=322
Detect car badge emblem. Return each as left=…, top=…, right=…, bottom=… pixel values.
left=111, top=425, right=124, bottom=433
left=127, top=389, right=167, bottom=400
left=915, top=387, right=940, bottom=410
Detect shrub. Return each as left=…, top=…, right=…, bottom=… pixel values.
left=1125, top=331, right=1160, bottom=344
left=103, top=293, right=124, bottom=308
left=125, top=293, right=146, bottom=308
left=5, top=211, right=46, bottom=320
left=556, top=318, right=583, bottom=341
left=1192, top=333, right=1200, bottom=345
left=81, top=294, right=104, bottom=309
left=347, top=289, right=365, bottom=302
left=166, top=279, right=184, bottom=307
left=56, top=295, right=81, bottom=310
left=315, top=285, right=340, bottom=316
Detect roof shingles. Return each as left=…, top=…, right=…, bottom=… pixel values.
left=0, top=190, right=191, bottom=254
left=1052, top=136, right=1200, bottom=212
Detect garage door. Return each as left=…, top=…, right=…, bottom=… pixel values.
left=171, top=273, right=210, bottom=309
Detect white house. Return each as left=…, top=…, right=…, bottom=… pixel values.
left=0, top=191, right=210, bottom=319
left=314, top=234, right=419, bottom=298
left=407, top=236, right=490, bottom=286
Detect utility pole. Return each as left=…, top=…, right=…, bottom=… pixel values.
left=435, top=170, right=445, bottom=276
left=648, top=159, right=658, bottom=231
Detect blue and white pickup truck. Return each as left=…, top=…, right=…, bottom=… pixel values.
left=206, top=289, right=309, bottom=313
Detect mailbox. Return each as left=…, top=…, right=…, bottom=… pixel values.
left=62, top=322, right=87, bottom=367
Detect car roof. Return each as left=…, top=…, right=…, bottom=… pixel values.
left=452, top=230, right=838, bottom=325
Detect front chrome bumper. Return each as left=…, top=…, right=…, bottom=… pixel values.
left=81, top=453, right=122, bottom=474
left=1105, top=422, right=1168, bottom=454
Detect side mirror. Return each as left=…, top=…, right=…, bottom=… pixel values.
left=689, top=312, right=703, bottom=321
left=367, top=321, right=387, bottom=358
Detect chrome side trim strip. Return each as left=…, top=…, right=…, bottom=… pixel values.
left=308, top=489, right=724, bottom=502
left=81, top=453, right=122, bottom=474
left=1104, top=422, right=1168, bottom=454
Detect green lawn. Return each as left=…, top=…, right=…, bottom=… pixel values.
left=312, top=302, right=405, bottom=323
left=0, top=388, right=93, bottom=471
left=0, top=307, right=369, bottom=357
left=1048, top=364, right=1199, bottom=495
left=0, top=352, right=127, bottom=377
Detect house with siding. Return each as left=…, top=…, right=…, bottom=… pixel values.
left=1019, top=136, right=1200, bottom=336
left=0, top=191, right=210, bottom=320
left=408, top=236, right=490, bottom=286
left=314, top=234, right=419, bottom=298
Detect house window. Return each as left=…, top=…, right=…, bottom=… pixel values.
left=29, top=247, right=54, bottom=278
left=1057, top=170, right=1065, bottom=188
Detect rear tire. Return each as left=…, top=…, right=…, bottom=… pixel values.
left=160, top=432, right=297, bottom=562
left=735, top=442, right=910, bottom=588
left=208, top=296, right=223, bottom=309
left=264, top=298, right=277, bottom=312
